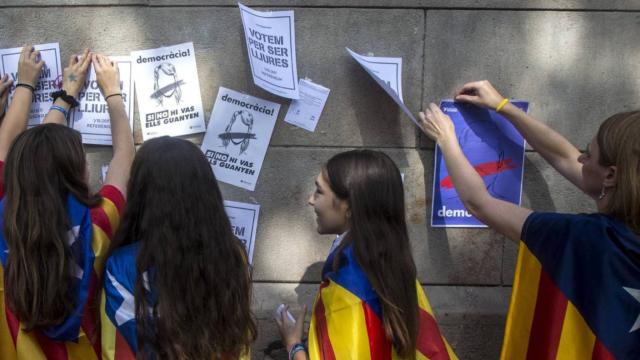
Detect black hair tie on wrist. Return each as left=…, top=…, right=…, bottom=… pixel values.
left=51, top=90, right=80, bottom=108
left=15, top=83, right=36, bottom=93
left=104, top=93, right=123, bottom=101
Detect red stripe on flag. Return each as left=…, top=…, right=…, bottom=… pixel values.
left=4, top=305, right=19, bottom=345
left=115, top=330, right=136, bottom=359
left=90, top=207, right=113, bottom=238
left=416, top=308, right=450, bottom=360
left=526, top=270, right=568, bottom=360
left=34, top=331, right=69, bottom=360
left=592, top=340, right=615, bottom=360
left=99, top=185, right=126, bottom=213
left=81, top=272, right=101, bottom=356
left=314, top=282, right=336, bottom=360
left=362, top=302, right=392, bottom=360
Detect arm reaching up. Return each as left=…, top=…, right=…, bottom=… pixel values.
left=44, top=48, right=92, bottom=125
left=93, top=53, right=134, bottom=196
left=454, top=80, right=584, bottom=190
left=0, top=45, right=43, bottom=161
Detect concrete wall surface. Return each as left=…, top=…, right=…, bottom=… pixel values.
left=2, top=1, right=639, bottom=358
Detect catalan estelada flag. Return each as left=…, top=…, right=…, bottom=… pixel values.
left=308, top=243, right=457, bottom=360
left=501, top=212, right=640, bottom=359
left=0, top=182, right=124, bottom=360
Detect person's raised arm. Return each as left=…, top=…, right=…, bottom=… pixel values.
left=420, top=103, right=532, bottom=243
left=454, top=80, right=584, bottom=190
left=43, top=48, right=92, bottom=125
left=93, top=54, right=134, bottom=196
left=0, top=74, right=13, bottom=124
left=0, top=45, right=43, bottom=161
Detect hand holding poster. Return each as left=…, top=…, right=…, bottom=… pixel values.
left=0, top=43, right=62, bottom=127
left=131, top=42, right=205, bottom=140
left=239, top=3, right=299, bottom=99
left=431, top=100, right=529, bottom=227
left=201, top=87, right=280, bottom=191
left=70, top=56, right=134, bottom=145
left=224, top=200, right=260, bottom=264
left=346, top=48, right=419, bottom=126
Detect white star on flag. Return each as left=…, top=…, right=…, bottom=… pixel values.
left=107, top=269, right=135, bottom=326
left=623, top=287, right=640, bottom=333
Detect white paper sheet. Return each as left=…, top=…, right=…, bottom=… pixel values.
left=239, top=3, right=299, bottom=99
left=0, top=43, right=62, bottom=127
left=224, top=200, right=260, bottom=264
left=284, top=79, right=330, bottom=132
left=201, top=87, right=280, bottom=191
left=346, top=48, right=419, bottom=126
left=131, top=42, right=206, bottom=140
left=69, top=56, right=134, bottom=145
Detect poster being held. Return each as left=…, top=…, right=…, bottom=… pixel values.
left=70, top=56, right=134, bottom=145
left=201, top=87, right=280, bottom=191
left=131, top=42, right=205, bottom=140
left=346, top=48, right=418, bottom=126
left=239, top=3, right=299, bottom=99
left=0, top=43, right=62, bottom=127
left=224, top=200, right=260, bottom=264
left=431, top=100, right=529, bottom=227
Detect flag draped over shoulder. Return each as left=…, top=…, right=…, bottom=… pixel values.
left=501, top=213, right=640, bottom=360
left=308, top=244, right=457, bottom=360
left=0, top=185, right=124, bottom=360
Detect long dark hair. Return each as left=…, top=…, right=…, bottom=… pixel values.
left=109, top=137, right=256, bottom=359
left=4, top=124, right=99, bottom=331
left=325, top=150, right=418, bottom=358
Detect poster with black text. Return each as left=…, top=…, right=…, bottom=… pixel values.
left=131, top=42, right=205, bottom=140
left=201, top=87, right=280, bottom=191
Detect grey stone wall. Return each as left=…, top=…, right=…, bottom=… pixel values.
left=2, top=1, right=639, bottom=358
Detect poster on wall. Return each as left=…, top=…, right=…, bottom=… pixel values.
left=283, top=78, right=330, bottom=132
left=431, top=100, right=529, bottom=227
left=239, top=3, right=299, bottom=99
left=346, top=47, right=418, bottom=126
left=0, top=43, right=62, bottom=127
left=224, top=200, right=260, bottom=264
left=70, top=56, right=134, bottom=145
left=131, top=42, right=205, bottom=140
left=201, top=87, right=280, bottom=191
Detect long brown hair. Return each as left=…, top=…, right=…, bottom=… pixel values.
left=3, top=124, right=99, bottom=330
left=324, top=150, right=418, bottom=358
left=108, top=137, right=256, bottom=359
left=597, top=110, right=640, bottom=233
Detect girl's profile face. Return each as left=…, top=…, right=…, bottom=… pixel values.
left=308, top=172, right=349, bottom=235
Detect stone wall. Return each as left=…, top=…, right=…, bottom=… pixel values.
left=2, top=1, right=639, bottom=358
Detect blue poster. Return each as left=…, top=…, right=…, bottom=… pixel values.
left=431, top=100, right=529, bottom=227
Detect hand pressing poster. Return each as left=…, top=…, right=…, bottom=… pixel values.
left=346, top=48, right=418, bottom=126
left=131, top=42, right=205, bottom=140
left=0, top=43, right=62, bottom=127
left=201, top=87, right=280, bottom=191
left=431, top=100, right=529, bottom=227
left=224, top=200, right=260, bottom=264
left=69, top=56, right=134, bottom=145
left=239, top=3, right=299, bottom=99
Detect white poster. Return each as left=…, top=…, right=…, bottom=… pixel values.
left=0, top=43, right=62, bottom=127
left=224, top=200, right=260, bottom=264
left=239, top=3, right=299, bottom=99
left=284, top=79, right=330, bottom=132
left=346, top=48, right=418, bottom=126
left=131, top=42, right=205, bottom=140
left=69, top=56, right=134, bottom=145
left=201, top=87, right=280, bottom=191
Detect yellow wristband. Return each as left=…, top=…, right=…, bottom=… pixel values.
left=496, top=98, right=509, bottom=112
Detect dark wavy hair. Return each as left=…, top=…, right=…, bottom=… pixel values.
left=324, top=149, right=418, bottom=359
left=108, top=137, right=256, bottom=359
left=4, top=124, right=99, bottom=331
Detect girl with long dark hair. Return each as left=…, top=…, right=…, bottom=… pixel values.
left=276, top=150, right=457, bottom=360
left=101, top=137, right=257, bottom=359
left=0, top=47, right=134, bottom=358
